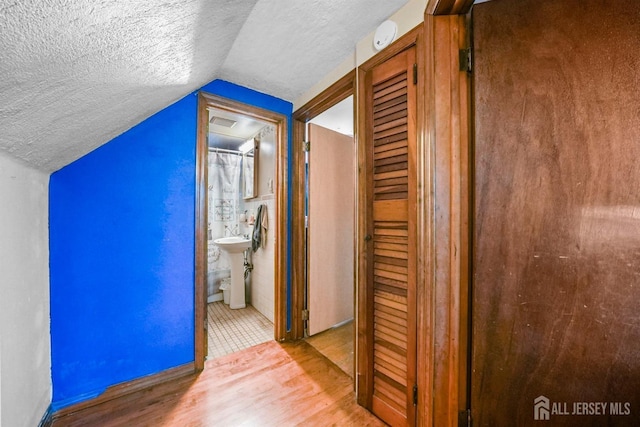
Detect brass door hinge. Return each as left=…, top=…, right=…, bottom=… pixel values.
left=459, top=409, right=472, bottom=427
left=459, top=48, right=472, bottom=73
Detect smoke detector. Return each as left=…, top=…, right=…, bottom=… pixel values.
left=373, top=20, right=397, bottom=51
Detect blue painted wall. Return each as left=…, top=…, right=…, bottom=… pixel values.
left=49, top=80, right=292, bottom=409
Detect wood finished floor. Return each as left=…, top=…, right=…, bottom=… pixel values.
left=51, top=340, right=385, bottom=427
left=305, top=321, right=354, bottom=379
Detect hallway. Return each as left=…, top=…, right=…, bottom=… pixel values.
left=50, top=340, right=383, bottom=426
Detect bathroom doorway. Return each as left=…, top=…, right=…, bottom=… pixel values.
left=195, top=93, right=288, bottom=367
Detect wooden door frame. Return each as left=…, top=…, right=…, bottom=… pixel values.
left=423, top=0, right=473, bottom=425
left=354, top=2, right=473, bottom=425
left=195, top=92, right=289, bottom=369
left=290, top=71, right=356, bottom=340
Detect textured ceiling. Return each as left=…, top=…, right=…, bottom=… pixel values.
left=0, top=0, right=408, bottom=172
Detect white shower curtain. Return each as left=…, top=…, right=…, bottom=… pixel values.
left=207, top=151, right=242, bottom=298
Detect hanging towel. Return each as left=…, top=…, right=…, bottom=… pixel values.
left=259, top=203, right=268, bottom=249
left=252, top=204, right=263, bottom=252
left=252, top=204, right=269, bottom=252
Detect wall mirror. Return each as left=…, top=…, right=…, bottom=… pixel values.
left=242, top=137, right=259, bottom=199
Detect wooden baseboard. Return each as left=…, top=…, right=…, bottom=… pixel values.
left=38, top=404, right=55, bottom=427
left=52, top=362, right=196, bottom=421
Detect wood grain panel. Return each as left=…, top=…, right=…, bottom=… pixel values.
left=473, top=1, right=640, bottom=425
left=373, top=200, right=407, bottom=222
left=361, top=43, right=418, bottom=426
left=375, top=262, right=408, bottom=275
left=375, top=241, right=407, bottom=251
left=374, top=139, right=407, bottom=153
left=427, top=0, right=474, bottom=15
left=357, top=24, right=424, bottom=426
left=424, top=13, right=473, bottom=427
left=374, top=376, right=406, bottom=409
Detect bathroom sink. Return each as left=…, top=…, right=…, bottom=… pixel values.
left=214, top=236, right=251, bottom=309
left=214, top=236, right=251, bottom=253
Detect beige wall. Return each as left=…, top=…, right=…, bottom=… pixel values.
left=0, top=154, right=51, bottom=427
left=294, top=0, right=427, bottom=110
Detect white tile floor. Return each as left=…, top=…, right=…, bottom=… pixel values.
left=207, top=301, right=273, bottom=359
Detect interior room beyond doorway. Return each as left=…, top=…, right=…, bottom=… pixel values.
left=204, top=103, right=278, bottom=360
left=304, top=95, right=356, bottom=378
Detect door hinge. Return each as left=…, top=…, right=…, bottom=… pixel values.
left=302, top=309, right=309, bottom=321
left=303, top=141, right=310, bottom=152
left=412, top=63, right=418, bottom=85
left=413, top=385, right=418, bottom=406
left=459, top=48, right=472, bottom=73
left=459, top=409, right=472, bottom=427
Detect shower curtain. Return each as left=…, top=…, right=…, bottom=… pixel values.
left=207, top=151, right=242, bottom=299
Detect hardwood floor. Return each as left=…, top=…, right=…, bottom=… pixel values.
left=305, top=320, right=354, bottom=378
left=51, top=340, right=385, bottom=426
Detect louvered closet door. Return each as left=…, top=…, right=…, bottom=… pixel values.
left=364, top=45, right=417, bottom=427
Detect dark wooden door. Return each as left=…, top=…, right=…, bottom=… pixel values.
left=360, top=44, right=417, bottom=426
left=472, top=0, right=640, bottom=426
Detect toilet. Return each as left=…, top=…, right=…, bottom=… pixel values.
left=220, top=277, right=231, bottom=305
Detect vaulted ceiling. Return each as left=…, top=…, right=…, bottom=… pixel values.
left=1, top=0, right=408, bottom=172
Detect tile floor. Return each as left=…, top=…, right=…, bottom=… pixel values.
left=207, top=301, right=274, bottom=359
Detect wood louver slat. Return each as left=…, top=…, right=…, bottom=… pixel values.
left=372, top=73, right=409, bottom=203
left=360, top=40, right=417, bottom=427
left=374, top=133, right=407, bottom=148
left=366, top=46, right=417, bottom=427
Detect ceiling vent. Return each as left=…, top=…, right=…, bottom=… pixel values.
left=210, top=116, right=237, bottom=128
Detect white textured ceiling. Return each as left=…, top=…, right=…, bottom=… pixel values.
left=0, top=0, right=408, bottom=172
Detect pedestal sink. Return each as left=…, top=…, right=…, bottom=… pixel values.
left=214, top=236, right=251, bottom=309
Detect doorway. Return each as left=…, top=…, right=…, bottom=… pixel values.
left=292, top=72, right=357, bottom=374
left=304, top=95, right=356, bottom=378
left=205, top=106, right=275, bottom=359
left=195, top=92, right=288, bottom=369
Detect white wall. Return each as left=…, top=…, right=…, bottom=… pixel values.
left=244, top=197, right=276, bottom=322
left=294, top=0, right=428, bottom=110
left=241, top=125, right=277, bottom=322
left=0, top=154, right=51, bottom=427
